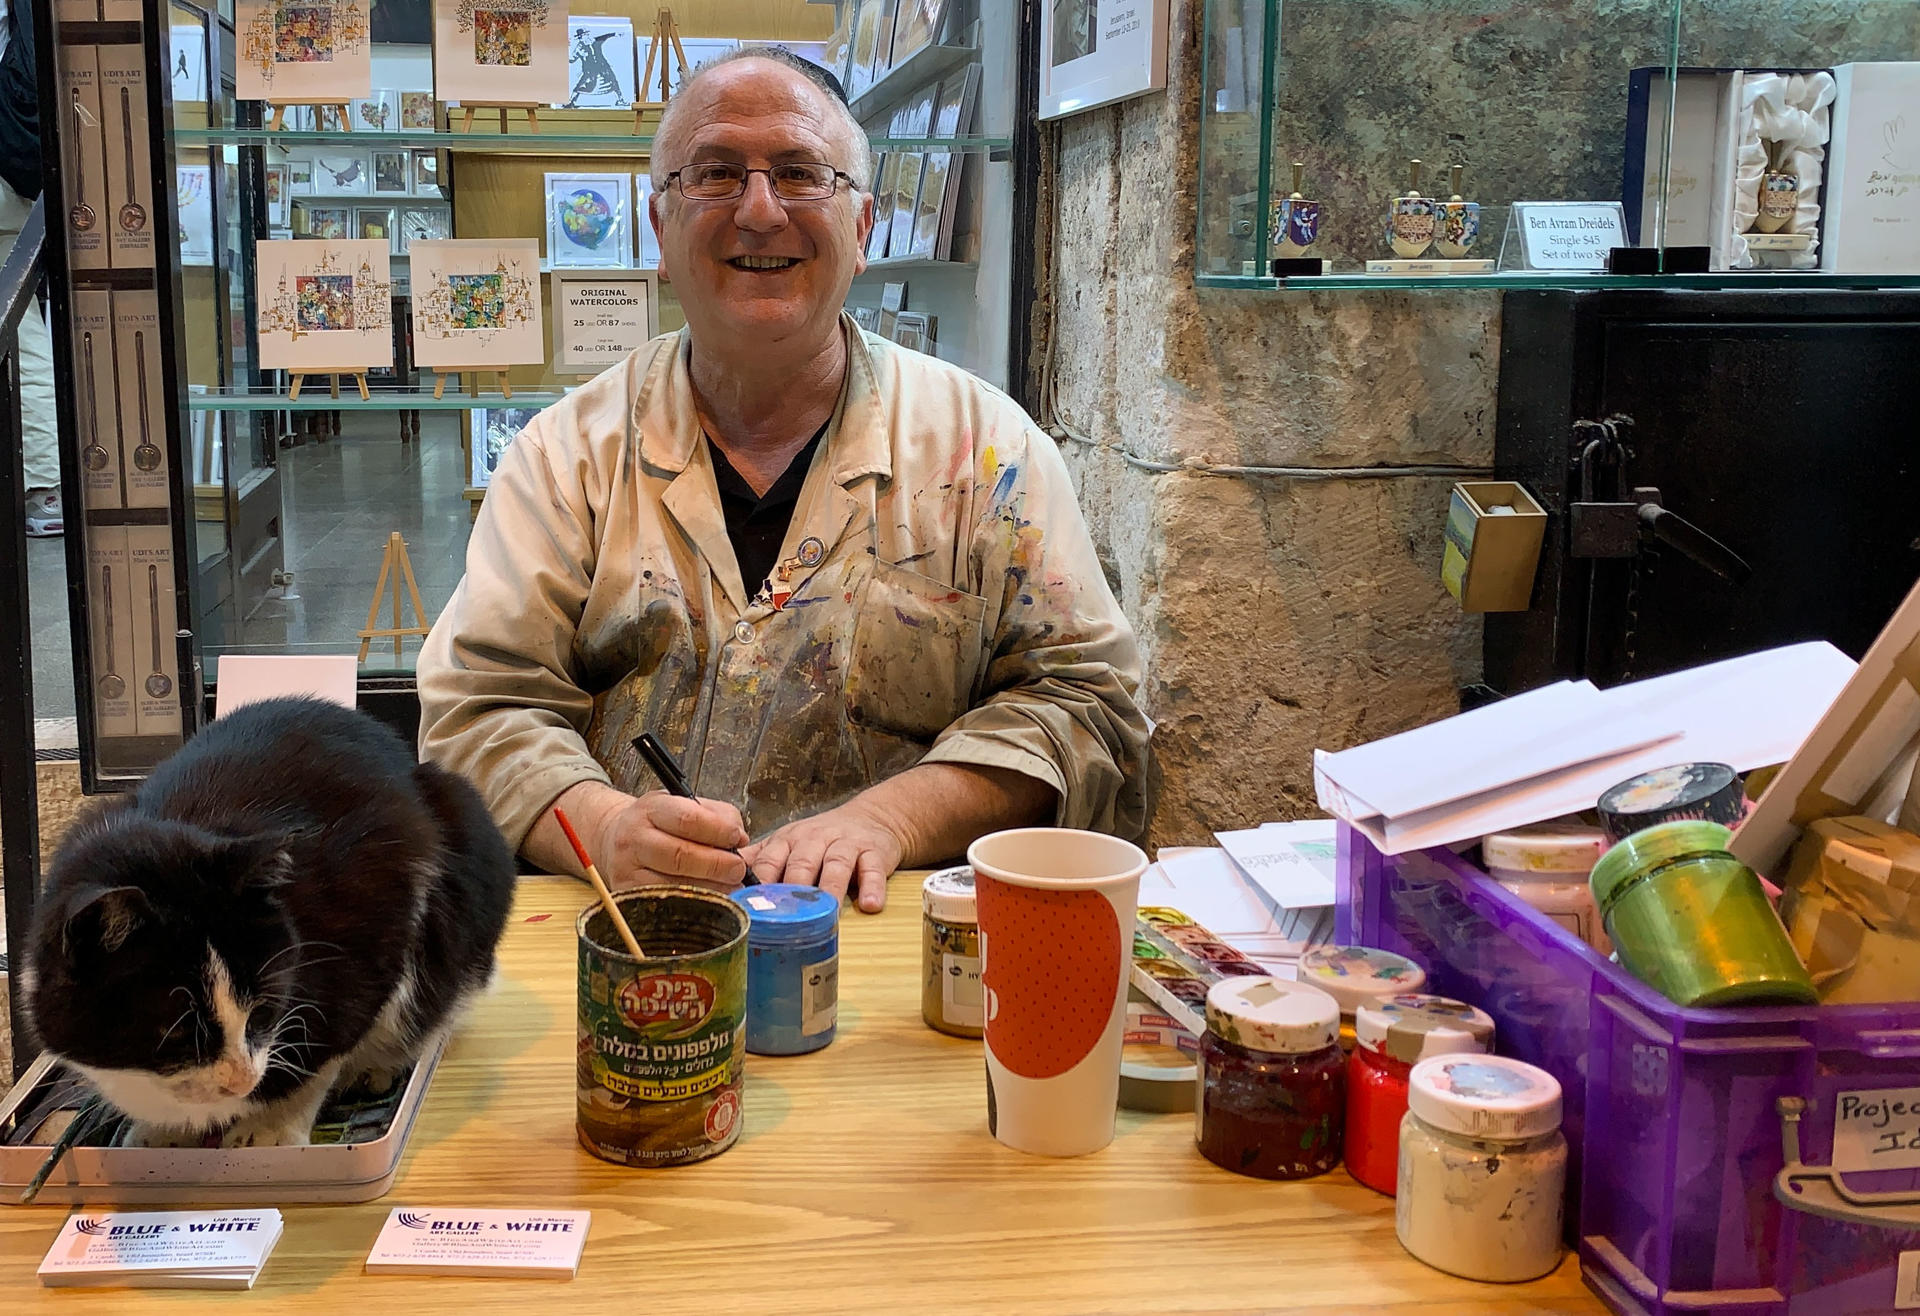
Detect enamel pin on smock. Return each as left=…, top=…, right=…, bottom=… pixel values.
left=770, top=537, right=827, bottom=610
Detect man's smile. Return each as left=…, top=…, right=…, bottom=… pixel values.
left=728, top=255, right=801, bottom=271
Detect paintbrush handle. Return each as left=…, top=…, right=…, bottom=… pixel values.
left=553, top=807, right=649, bottom=960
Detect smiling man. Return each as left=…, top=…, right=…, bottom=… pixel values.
left=418, top=49, right=1149, bottom=912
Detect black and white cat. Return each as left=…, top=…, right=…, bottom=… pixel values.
left=23, top=696, right=515, bottom=1147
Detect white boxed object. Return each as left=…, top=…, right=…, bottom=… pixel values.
left=111, top=291, right=171, bottom=509
left=98, top=45, right=156, bottom=270
left=128, top=526, right=184, bottom=737
left=58, top=45, right=109, bottom=272
left=1820, top=62, right=1920, bottom=273
left=71, top=291, right=123, bottom=512
left=85, top=527, right=136, bottom=736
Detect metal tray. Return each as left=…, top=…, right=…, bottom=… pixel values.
left=0, top=1039, right=443, bottom=1205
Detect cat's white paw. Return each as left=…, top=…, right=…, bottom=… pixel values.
left=350, top=1065, right=402, bottom=1096
left=217, top=1119, right=313, bottom=1149
left=126, top=1122, right=209, bottom=1149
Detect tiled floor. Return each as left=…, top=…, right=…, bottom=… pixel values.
left=26, top=410, right=474, bottom=726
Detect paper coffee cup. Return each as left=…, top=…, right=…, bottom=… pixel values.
left=968, top=827, right=1148, bottom=1157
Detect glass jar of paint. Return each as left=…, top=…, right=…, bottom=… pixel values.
left=1589, top=820, right=1817, bottom=1007
left=1481, top=823, right=1611, bottom=954
left=1296, top=944, right=1427, bottom=1050
left=1196, top=977, right=1345, bottom=1180
left=921, top=867, right=983, bottom=1038
left=1397, top=1054, right=1567, bottom=1283
left=1344, top=994, right=1494, bottom=1196
left=729, top=883, right=839, bottom=1055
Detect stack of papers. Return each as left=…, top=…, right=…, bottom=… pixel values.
left=365, top=1207, right=591, bottom=1278
left=1140, top=820, right=1340, bottom=972
left=38, top=1209, right=283, bottom=1290
left=1313, top=642, right=1857, bottom=855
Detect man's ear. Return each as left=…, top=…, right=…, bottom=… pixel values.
left=853, top=189, right=873, bottom=277
left=649, top=188, right=671, bottom=284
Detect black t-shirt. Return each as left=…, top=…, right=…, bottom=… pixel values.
left=706, top=424, right=826, bottom=601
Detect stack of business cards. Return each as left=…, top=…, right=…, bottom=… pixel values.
left=38, top=1209, right=284, bottom=1290
left=365, top=1207, right=590, bottom=1278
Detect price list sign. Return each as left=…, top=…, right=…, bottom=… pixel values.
left=550, top=270, right=660, bottom=375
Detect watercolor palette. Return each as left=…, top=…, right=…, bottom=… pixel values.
left=1130, top=906, right=1268, bottom=1035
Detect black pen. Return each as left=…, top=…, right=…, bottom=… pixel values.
left=633, top=733, right=761, bottom=885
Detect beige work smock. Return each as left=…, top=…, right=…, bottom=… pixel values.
left=417, top=316, right=1150, bottom=855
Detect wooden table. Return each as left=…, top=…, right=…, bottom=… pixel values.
left=0, top=876, right=1604, bottom=1313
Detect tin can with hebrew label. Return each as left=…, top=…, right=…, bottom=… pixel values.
left=576, top=887, right=749, bottom=1166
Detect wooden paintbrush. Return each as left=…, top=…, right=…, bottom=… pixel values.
left=552, top=807, right=650, bottom=961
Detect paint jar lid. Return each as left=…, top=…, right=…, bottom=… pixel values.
left=1589, top=820, right=1735, bottom=914
left=729, top=883, right=840, bottom=944
left=1203, top=977, right=1339, bottom=1055
left=921, top=866, right=978, bottom=923
left=1482, top=823, right=1609, bottom=878
left=1597, top=762, right=1745, bottom=841
left=1354, top=994, right=1496, bottom=1064
left=1408, top=1054, right=1562, bottom=1141
left=1296, top=945, right=1428, bottom=1015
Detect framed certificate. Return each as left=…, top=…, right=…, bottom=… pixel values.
left=549, top=267, right=659, bottom=375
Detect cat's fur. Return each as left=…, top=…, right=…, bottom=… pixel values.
left=22, top=696, right=515, bottom=1147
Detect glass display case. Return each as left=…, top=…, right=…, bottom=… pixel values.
left=1197, top=0, right=1920, bottom=289
left=41, top=0, right=1018, bottom=786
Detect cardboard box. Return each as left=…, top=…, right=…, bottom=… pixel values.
left=1820, top=62, right=1920, bottom=274
left=57, top=45, right=109, bottom=272
left=100, top=0, right=140, bottom=24
left=71, top=290, right=123, bottom=512
left=1780, top=815, right=1920, bottom=1003
left=111, top=290, right=170, bottom=509
left=127, top=526, right=184, bottom=738
left=1625, top=69, right=1737, bottom=248
left=1732, top=575, right=1920, bottom=875
left=56, top=0, right=102, bottom=22
left=97, top=45, right=156, bottom=270
left=86, top=527, right=137, bottom=737
left=1440, top=481, right=1546, bottom=613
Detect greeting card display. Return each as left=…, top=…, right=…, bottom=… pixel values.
left=434, top=0, right=568, bottom=105
left=236, top=0, right=371, bottom=106
left=315, top=152, right=370, bottom=194
left=560, top=16, right=634, bottom=107
left=350, top=88, right=399, bottom=131
left=409, top=239, right=543, bottom=378
left=255, top=239, right=394, bottom=379
left=546, top=172, right=630, bottom=267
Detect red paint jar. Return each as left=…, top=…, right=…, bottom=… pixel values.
left=1195, top=977, right=1345, bottom=1180
left=1343, top=994, right=1495, bottom=1195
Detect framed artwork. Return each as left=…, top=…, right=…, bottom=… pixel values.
left=413, top=150, right=440, bottom=193
left=889, top=0, right=948, bottom=70
left=845, top=0, right=893, bottom=100
left=634, top=175, right=660, bottom=267
left=177, top=166, right=214, bottom=265
left=850, top=304, right=879, bottom=332
left=398, top=204, right=451, bottom=253
left=235, top=0, right=372, bottom=103
left=350, top=88, right=400, bottom=131
left=315, top=152, right=370, bottom=194
left=169, top=24, right=209, bottom=104
left=300, top=203, right=351, bottom=238
left=254, top=238, right=393, bottom=369
left=635, top=36, right=737, bottom=101
left=372, top=149, right=409, bottom=193
left=886, top=90, right=934, bottom=259
left=288, top=159, right=315, bottom=195
left=546, top=172, right=631, bottom=268
left=433, top=0, right=567, bottom=104
left=264, top=163, right=291, bottom=226
left=865, top=150, right=898, bottom=261
left=550, top=267, right=657, bottom=374
left=356, top=206, right=394, bottom=244
left=468, top=406, right=542, bottom=489
left=400, top=89, right=437, bottom=130
left=560, top=16, right=634, bottom=108
left=879, top=279, right=906, bottom=337
left=409, top=238, right=543, bottom=369
left=892, top=309, right=933, bottom=352
left=1038, top=0, right=1168, bottom=120
left=821, top=7, right=854, bottom=93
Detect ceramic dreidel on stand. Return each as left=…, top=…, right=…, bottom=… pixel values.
left=1271, top=161, right=1325, bottom=257
left=1757, top=140, right=1799, bottom=234
left=1433, top=165, right=1481, bottom=258
left=1386, top=159, right=1437, bottom=258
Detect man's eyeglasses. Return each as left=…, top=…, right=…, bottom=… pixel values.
left=665, top=161, right=857, bottom=202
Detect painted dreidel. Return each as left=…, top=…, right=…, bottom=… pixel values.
left=1756, top=147, right=1799, bottom=234
left=1269, top=160, right=1325, bottom=257
left=1433, top=164, right=1481, bottom=259
left=1386, top=158, right=1436, bottom=258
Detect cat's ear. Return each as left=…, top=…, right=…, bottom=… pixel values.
left=64, top=885, right=152, bottom=955
left=217, top=832, right=297, bottom=893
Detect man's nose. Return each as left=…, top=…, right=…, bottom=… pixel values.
left=732, top=173, right=789, bottom=231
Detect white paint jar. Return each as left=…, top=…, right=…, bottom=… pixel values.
left=1482, top=823, right=1611, bottom=954
left=1396, top=1054, right=1567, bottom=1283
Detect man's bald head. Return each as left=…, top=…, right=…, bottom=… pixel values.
left=650, top=48, right=872, bottom=193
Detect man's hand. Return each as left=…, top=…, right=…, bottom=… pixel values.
left=741, top=797, right=903, bottom=914
left=531, top=780, right=748, bottom=891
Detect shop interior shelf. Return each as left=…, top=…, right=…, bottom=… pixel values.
left=186, top=387, right=573, bottom=412
left=174, top=128, right=1013, bottom=154
left=848, top=39, right=982, bottom=121
left=1196, top=270, right=1920, bottom=293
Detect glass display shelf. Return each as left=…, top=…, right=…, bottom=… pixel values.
left=187, top=387, right=574, bottom=412
left=176, top=129, right=1013, bottom=154
left=1199, top=271, right=1920, bottom=292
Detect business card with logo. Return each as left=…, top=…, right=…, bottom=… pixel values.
left=39, top=1209, right=283, bottom=1288
left=365, top=1208, right=590, bottom=1278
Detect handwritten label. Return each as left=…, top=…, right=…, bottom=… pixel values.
left=1510, top=202, right=1627, bottom=271
left=1833, top=1087, right=1920, bottom=1173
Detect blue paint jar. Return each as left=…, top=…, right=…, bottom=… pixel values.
left=728, top=883, right=840, bottom=1055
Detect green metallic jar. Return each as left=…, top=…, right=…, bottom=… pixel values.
left=1590, top=821, right=1817, bottom=1008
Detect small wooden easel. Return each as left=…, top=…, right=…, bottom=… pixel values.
left=634, top=8, right=692, bottom=133
left=357, top=532, right=433, bottom=663
left=431, top=369, right=512, bottom=401
left=288, top=372, right=370, bottom=402
left=268, top=102, right=351, bottom=132
left=460, top=102, right=543, bottom=133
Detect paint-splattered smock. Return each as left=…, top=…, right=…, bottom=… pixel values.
left=417, top=317, right=1151, bottom=855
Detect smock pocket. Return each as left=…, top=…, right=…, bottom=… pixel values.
left=846, top=559, right=989, bottom=741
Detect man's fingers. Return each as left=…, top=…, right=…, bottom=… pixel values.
left=853, top=848, right=890, bottom=913
left=815, top=841, right=859, bottom=901
left=745, top=834, right=790, bottom=884
left=781, top=831, right=830, bottom=889
left=642, top=792, right=750, bottom=849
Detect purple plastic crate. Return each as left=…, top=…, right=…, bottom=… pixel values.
left=1335, top=823, right=1920, bottom=1316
